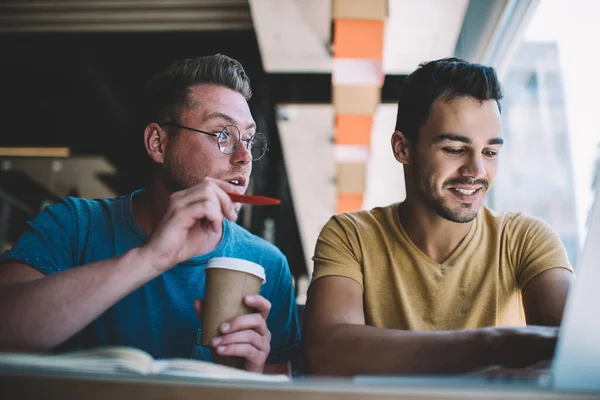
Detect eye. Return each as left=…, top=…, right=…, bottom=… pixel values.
left=442, top=147, right=464, bottom=155
left=217, top=130, right=230, bottom=141
left=483, top=150, right=499, bottom=158
left=240, top=131, right=254, bottom=141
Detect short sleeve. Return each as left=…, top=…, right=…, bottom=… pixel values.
left=311, top=214, right=364, bottom=288
left=0, top=198, right=78, bottom=275
left=507, top=214, right=574, bottom=289
left=264, top=257, right=301, bottom=364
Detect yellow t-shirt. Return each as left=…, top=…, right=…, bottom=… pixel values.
left=312, top=204, right=573, bottom=330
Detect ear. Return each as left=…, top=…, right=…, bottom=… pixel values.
left=144, top=122, right=168, bottom=164
left=391, top=130, right=411, bottom=165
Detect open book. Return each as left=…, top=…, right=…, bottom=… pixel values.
left=0, top=346, right=290, bottom=383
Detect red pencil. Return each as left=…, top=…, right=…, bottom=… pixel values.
left=228, top=193, right=281, bottom=205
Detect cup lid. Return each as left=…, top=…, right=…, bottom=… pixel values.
left=204, top=257, right=266, bottom=283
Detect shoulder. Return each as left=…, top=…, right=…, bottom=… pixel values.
left=29, top=194, right=133, bottom=240
left=479, top=206, right=559, bottom=244
left=228, top=222, right=284, bottom=255
left=45, top=194, right=127, bottom=217
left=479, top=206, right=547, bottom=231
left=225, top=222, right=294, bottom=295
left=322, top=204, right=397, bottom=235
left=25, top=196, right=101, bottom=229
left=225, top=221, right=287, bottom=267
left=0, top=196, right=117, bottom=270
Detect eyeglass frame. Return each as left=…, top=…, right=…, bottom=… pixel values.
left=157, top=121, right=268, bottom=161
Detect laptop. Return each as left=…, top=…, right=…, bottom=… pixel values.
left=552, top=185, right=600, bottom=392
left=354, top=186, right=600, bottom=393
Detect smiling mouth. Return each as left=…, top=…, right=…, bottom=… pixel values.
left=451, top=188, right=479, bottom=196
left=447, top=187, right=486, bottom=202
left=228, top=179, right=242, bottom=186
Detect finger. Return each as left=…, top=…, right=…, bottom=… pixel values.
left=243, top=295, right=271, bottom=320
left=210, top=178, right=245, bottom=194
left=171, top=179, right=239, bottom=222
left=182, top=182, right=237, bottom=221
left=212, top=330, right=268, bottom=352
left=167, top=187, right=221, bottom=223
left=176, top=178, right=239, bottom=202
left=211, top=185, right=238, bottom=221
left=193, top=299, right=203, bottom=320
left=221, top=313, right=270, bottom=338
left=170, top=179, right=230, bottom=204
left=202, top=177, right=246, bottom=219
left=183, top=200, right=224, bottom=232
left=216, top=343, right=266, bottom=365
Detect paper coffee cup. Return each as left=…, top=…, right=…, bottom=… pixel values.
left=201, top=257, right=266, bottom=368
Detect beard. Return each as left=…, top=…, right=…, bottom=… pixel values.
left=417, top=173, right=489, bottom=223
left=161, top=164, right=190, bottom=193
left=432, top=198, right=478, bottom=223
left=160, top=151, right=199, bottom=193
left=159, top=157, right=246, bottom=224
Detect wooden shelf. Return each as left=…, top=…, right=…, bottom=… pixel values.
left=0, top=147, right=70, bottom=158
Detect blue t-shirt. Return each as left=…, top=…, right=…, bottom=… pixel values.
left=0, top=190, right=301, bottom=364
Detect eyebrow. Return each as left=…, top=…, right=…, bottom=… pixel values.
left=204, top=111, right=256, bottom=131
left=435, top=133, right=504, bottom=146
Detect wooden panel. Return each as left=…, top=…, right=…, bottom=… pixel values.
left=383, top=0, right=469, bottom=74
left=336, top=162, right=367, bottom=194
left=333, top=86, right=381, bottom=115
left=0, top=147, right=70, bottom=158
left=249, top=0, right=331, bottom=73
left=332, top=0, right=388, bottom=20
left=0, top=0, right=252, bottom=32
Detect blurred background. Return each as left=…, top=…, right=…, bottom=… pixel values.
left=1, top=0, right=599, bottom=302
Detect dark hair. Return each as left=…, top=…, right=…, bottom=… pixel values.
left=394, top=57, right=503, bottom=143
left=144, top=54, right=252, bottom=124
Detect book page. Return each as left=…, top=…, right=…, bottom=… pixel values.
left=0, top=347, right=290, bottom=382
left=65, top=346, right=155, bottom=374
left=152, top=358, right=290, bottom=382
left=0, top=346, right=154, bottom=375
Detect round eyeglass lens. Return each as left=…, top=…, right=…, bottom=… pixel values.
left=217, top=125, right=240, bottom=154
left=250, top=133, right=268, bottom=161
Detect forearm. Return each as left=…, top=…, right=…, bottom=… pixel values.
left=0, top=248, right=158, bottom=351
left=305, top=323, right=498, bottom=376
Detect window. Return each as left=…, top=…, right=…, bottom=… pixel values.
left=492, top=0, right=600, bottom=267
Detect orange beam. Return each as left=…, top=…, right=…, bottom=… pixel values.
left=333, top=19, right=385, bottom=59
left=337, top=193, right=364, bottom=213
left=335, top=115, right=373, bottom=146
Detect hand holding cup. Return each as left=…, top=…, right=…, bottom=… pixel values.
left=197, top=257, right=270, bottom=372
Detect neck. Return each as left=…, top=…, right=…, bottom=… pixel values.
left=132, top=176, right=172, bottom=237
left=398, top=196, right=474, bottom=264
left=132, top=176, right=225, bottom=257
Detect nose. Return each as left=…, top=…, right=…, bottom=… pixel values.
left=459, top=153, right=486, bottom=179
left=230, top=140, right=252, bottom=165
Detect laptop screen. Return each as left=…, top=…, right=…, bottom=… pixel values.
left=552, top=186, right=600, bottom=391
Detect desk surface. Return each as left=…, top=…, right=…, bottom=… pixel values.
left=1, top=369, right=599, bottom=400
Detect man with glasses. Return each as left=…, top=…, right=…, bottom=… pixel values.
left=0, top=54, right=300, bottom=375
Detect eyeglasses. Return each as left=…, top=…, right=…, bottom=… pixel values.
left=158, top=121, right=268, bottom=161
